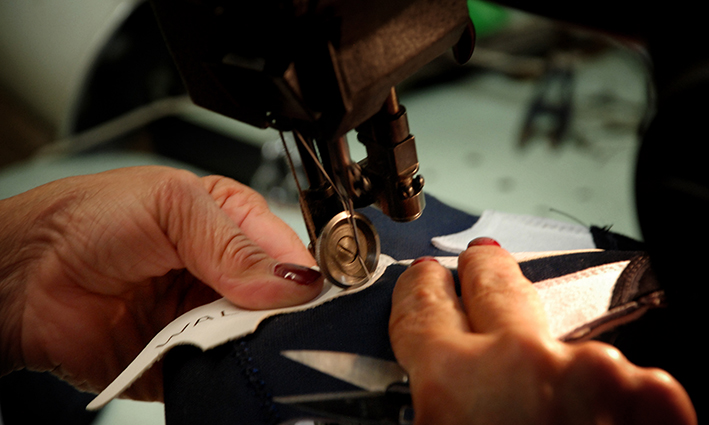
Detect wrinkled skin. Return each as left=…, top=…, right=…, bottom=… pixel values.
left=0, top=166, right=323, bottom=401
left=389, top=245, right=697, bottom=425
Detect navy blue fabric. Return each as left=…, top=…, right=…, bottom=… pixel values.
left=519, top=250, right=641, bottom=283
left=163, top=195, right=650, bottom=425
left=359, top=194, right=480, bottom=260
left=165, top=265, right=406, bottom=425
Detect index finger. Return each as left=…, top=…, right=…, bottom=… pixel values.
left=389, top=259, right=471, bottom=371
left=458, top=242, right=550, bottom=337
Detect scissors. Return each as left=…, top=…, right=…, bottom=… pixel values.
left=274, top=350, right=413, bottom=425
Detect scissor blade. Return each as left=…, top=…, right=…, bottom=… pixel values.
left=281, top=350, right=407, bottom=392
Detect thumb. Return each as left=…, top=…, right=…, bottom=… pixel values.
left=157, top=170, right=324, bottom=309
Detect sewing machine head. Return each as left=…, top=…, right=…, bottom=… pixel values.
left=149, top=0, right=474, bottom=286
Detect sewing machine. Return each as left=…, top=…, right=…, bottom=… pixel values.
left=148, top=0, right=474, bottom=286
left=148, top=0, right=708, bottom=317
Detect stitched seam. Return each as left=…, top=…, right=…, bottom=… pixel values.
left=533, top=261, right=630, bottom=290
left=234, top=340, right=280, bottom=424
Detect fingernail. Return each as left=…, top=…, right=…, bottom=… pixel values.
left=410, top=256, right=439, bottom=267
left=467, top=237, right=501, bottom=248
left=273, top=263, right=322, bottom=285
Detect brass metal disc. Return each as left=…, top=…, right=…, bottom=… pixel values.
left=316, top=211, right=380, bottom=288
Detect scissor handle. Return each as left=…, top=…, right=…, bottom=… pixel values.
left=385, top=382, right=413, bottom=425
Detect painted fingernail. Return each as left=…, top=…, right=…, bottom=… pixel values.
left=273, top=263, right=322, bottom=285
left=467, top=237, right=501, bottom=248
left=410, top=256, right=439, bottom=267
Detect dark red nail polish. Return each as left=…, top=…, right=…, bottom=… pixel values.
left=410, top=256, right=439, bottom=267
left=467, top=237, right=501, bottom=248
left=274, top=263, right=322, bottom=285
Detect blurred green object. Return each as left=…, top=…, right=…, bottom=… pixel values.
left=468, top=0, right=509, bottom=38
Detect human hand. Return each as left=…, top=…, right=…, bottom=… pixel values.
left=0, top=166, right=323, bottom=401
left=389, top=238, right=696, bottom=425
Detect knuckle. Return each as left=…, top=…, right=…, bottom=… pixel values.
left=161, top=168, right=202, bottom=187
left=496, top=329, right=562, bottom=372
left=574, top=341, right=625, bottom=368
left=155, top=168, right=202, bottom=204
left=220, top=232, right=270, bottom=271
left=238, top=190, right=270, bottom=218
left=566, top=341, right=631, bottom=388
left=220, top=184, right=272, bottom=229
left=207, top=175, right=268, bottom=209
left=497, top=328, right=549, bottom=355
left=406, top=277, right=445, bottom=306
left=153, top=169, right=207, bottom=231
left=392, top=270, right=447, bottom=311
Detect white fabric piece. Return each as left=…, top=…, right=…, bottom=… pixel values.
left=431, top=210, right=596, bottom=254
left=536, top=261, right=629, bottom=338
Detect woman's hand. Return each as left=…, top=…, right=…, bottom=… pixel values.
left=389, top=239, right=696, bottom=425
left=0, top=166, right=323, bottom=401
